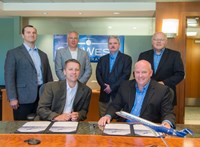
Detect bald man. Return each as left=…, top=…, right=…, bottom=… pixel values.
left=98, top=60, right=175, bottom=129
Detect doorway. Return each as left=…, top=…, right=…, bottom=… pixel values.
left=185, top=16, right=200, bottom=124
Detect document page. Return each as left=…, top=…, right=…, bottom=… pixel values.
left=17, top=121, right=51, bottom=133
left=103, top=123, right=131, bottom=135
left=49, top=121, right=78, bottom=133
left=133, top=124, right=160, bottom=137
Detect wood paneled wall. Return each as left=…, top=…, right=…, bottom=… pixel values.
left=156, top=2, right=200, bottom=123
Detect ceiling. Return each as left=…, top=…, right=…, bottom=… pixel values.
left=0, top=0, right=200, bottom=17
left=0, top=0, right=200, bottom=38
left=1, top=0, right=152, bottom=1
left=0, top=0, right=156, bottom=17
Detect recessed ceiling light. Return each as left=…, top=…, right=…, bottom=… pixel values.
left=108, top=26, right=112, bottom=29
left=194, top=40, right=200, bottom=43
left=187, top=18, right=198, bottom=27
left=43, top=12, right=48, bottom=15
left=132, top=27, right=137, bottom=29
left=186, top=32, right=197, bottom=36
left=113, top=12, right=120, bottom=15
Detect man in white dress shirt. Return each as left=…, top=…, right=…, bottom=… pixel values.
left=55, top=31, right=92, bottom=84
left=36, top=59, right=92, bottom=121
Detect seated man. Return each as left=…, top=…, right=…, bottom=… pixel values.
left=36, top=59, right=92, bottom=121
left=98, top=60, right=175, bottom=128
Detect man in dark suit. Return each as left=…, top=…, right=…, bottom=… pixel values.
left=96, top=36, right=132, bottom=117
left=4, top=25, right=53, bottom=120
left=36, top=59, right=92, bottom=121
left=138, top=32, right=185, bottom=106
left=98, top=60, right=175, bottom=128
left=55, top=31, right=92, bottom=84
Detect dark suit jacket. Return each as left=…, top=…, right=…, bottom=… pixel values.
left=138, top=48, right=185, bottom=105
left=36, top=80, right=92, bottom=121
left=96, top=51, right=132, bottom=102
left=106, top=80, right=176, bottom=127
left=4, top=44, right=53, bottom=104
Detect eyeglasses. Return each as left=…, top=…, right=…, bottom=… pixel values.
left=153, top=38, right=166, bottom=42
left=69, top=37, right=78, bottom=40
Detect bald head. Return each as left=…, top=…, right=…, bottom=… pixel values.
left=134, top=60, right=153, bottom=89
left=134, top=60, right=152, bottom=71
left=152, top=32, right=167, bottom=41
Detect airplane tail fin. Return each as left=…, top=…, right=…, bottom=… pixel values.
left=176, top=128, right=193, bottom=137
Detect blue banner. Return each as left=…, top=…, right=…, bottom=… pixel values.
left=53, top=35, right=124, bottom=62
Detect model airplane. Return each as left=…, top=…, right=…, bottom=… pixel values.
left=116, top=111, right=193, bottom=137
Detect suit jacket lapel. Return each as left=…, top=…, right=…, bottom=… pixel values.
left=77, top=48, right=81, bottom=62
left=38, top=49, right=45, bottom=74
left=105, top=54, right=110, bottom=76
left=67, top=47, right=73, bottom=58
left=73, top=82, right=84, bottom=107
left=59, top=81, right=67, bottom=112
left=148, top=50, right=155, bottom=75
left=156, top=49, right=168, bottom=74
left=20, top=44, right=36, bottom=69
left=129, top=80, right=136, bottom=112
left=140, top=81, right=154, bottom=116
left=110, top=51, right=121, bottom=74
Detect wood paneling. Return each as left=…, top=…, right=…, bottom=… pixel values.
left=85, top=90, right=100, bottom=121
left=186, top=38, right=200, bottom=98
left=0, top=134, right=199, bottom=146
left=156, top=2, right=200, bottom=123
left=1, top=89, right=13, bottom=121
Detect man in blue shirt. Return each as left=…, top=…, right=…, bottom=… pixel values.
left=96, top=36, right=132, bottom=117
left=4, top=25, right=53, bottom=120
left=98, top=60, right=175, bottom=129
left=138, top=32, right=185, bottom=106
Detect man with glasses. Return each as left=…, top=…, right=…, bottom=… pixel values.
left=55, top=31, right=92, bottom=84
left=138, top=32, right=185, bottom=106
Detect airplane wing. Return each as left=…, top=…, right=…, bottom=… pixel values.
left=116, top=111, right=193, bottom=137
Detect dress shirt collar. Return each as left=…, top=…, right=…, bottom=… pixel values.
left=23, top=43, right=38, bottom=52
left=68, top=47, right=78, bottom=52
left=66, top=80, right=78, bottom=91
left=135, top=80, right=150, bottom=93
left=110, top=51, right=119, bottom=59
left=153, top=48, right=165, bottom=55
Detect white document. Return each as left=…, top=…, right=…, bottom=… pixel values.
left=49, top=121, right=78, bottom=133
left=103, top=123, right=131, bottom=135
left=17, top=121, right=51, bottom=132
left=133, top=124, right=160, bottom=137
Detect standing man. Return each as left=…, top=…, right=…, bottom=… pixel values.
left=36, top=59, right=92, bottom=121
left=55, top=31, right=92, bottom=84
left=4, top=25, right=53, bottom=120
left=98, top=60, right=175, bottom=129
left=138, top=32, right=185, bottom=106
left=96, top=36, right=132, bottom=117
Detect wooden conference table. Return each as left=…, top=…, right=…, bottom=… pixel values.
left=0, top=121, right=200, bottom=147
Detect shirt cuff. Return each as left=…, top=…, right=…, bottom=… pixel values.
left=105, top=114, right=112, bottom=119
left=162, top=120, right=174, bottom=128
